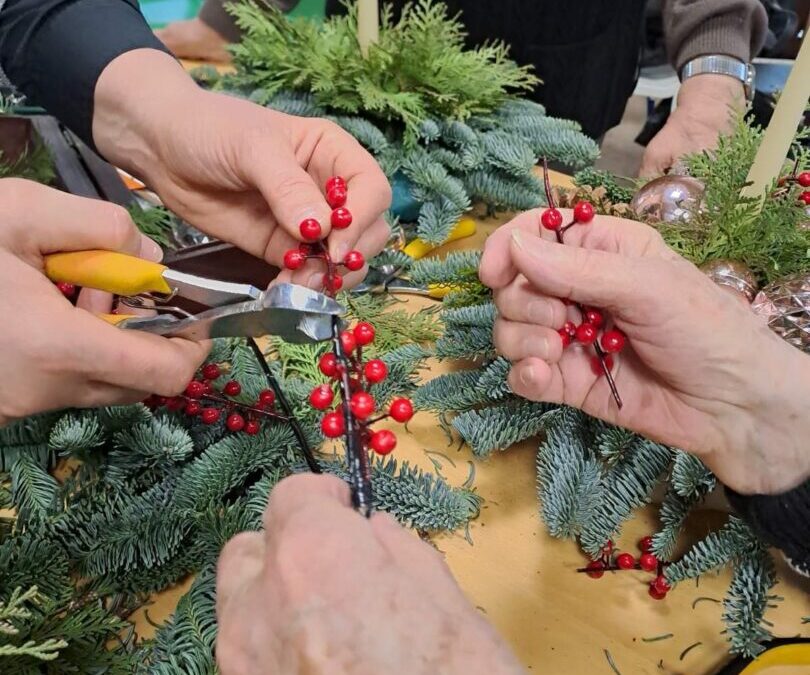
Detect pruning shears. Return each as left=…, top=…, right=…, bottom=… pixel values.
left=352, top=217, right=477, bottom=298
left=43, top=250, right=344, bottom=343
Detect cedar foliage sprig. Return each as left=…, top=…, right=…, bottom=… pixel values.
left=228, top=0, right=538, bottom=143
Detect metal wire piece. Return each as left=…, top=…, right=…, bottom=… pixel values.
left=331, top=315, right=373, bottom=517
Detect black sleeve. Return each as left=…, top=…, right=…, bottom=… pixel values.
left=726, top=480, right=810, bottom=577
left=0, top=0, right=171, bottom=149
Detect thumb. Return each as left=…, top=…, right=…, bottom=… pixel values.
left=3, top=180, right=160, bottom=260
left=509, top=229, right=653, bottom=311
left=246, top=141, right=333, bottom=246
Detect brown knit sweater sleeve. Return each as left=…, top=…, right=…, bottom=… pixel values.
left=663, top=0, right=768, bottom=71
left=199, top=0, right=300, bottom=43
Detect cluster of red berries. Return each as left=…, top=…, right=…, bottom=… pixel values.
left=145, top=362, right=282, bottom=435
left=582, top=536, right=671, bottom=600
left=282, top=176, right=364, bottom=294
left=310, top=321, right=413, bottom=455
left=55, top=281, right=77, bottom=299
left=538, top=159, right=624, bottom=409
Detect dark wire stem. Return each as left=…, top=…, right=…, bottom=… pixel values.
left=331, top=316, right=373, bottom=517
left=192, top=392, right=289, bottom=421
left=542, top=158, right=623, bottom=410
left=247, top=338, right=322, bottom=474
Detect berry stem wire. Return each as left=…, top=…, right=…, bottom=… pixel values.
left=247, top=338, right=322, bottom=474
left=331, top=316, right=373, bottom=517
left=541, top=158, right=623, bottom=410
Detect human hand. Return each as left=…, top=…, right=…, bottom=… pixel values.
left=0, top=179, right=209, bottom=425
left=639, top=74, right=744, bottom=178
left=154, top=18, right=231, bottom=63
left=479, top=210, right=810, bottom=495
left=216, top=474, right=523, bottom=675
left=93, top=50, right=392, bottom=289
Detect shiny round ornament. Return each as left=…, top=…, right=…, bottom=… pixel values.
left=699, top=259, right=758, bottom=303
left=751, top=272, right=810, bottom=354
left=630, top=175, right=705, bottom=225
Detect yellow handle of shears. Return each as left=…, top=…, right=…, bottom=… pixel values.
left=44, top=250, right=171, bottom=297
left=402, top=218, right=477, bottom=260
left=739, top=644, right=810, bottom=674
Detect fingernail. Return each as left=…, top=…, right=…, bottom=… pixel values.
left=332, top=242, right=350, bottom=263
left=519, top=365, right=536, bottom=387
left=511, top=229, right=524, bottom=249
left=139, top=235, right=163, bottom=262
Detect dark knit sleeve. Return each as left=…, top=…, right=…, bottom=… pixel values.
left=0, top=0, right=171, bottom=149
left=726, top=481, right=810, bottom=576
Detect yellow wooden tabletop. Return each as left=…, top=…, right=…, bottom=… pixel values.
left=133, top=174, right=810, bottom=674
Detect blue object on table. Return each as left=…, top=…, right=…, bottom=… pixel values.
left=390, top=171, right=422, bottom=223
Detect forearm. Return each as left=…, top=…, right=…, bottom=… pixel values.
left=663, top=0, right=768, bottom=70
left=92, top=48, right=201, bottom=181
left=0, top=0, right=170, bottom=148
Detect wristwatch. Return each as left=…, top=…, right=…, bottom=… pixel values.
left=681, top=55, right=756, bottom=102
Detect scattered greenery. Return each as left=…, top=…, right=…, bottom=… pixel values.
left=0, top=142, right=55, bottom=185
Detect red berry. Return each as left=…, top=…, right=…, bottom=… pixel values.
left=185, top=380, right=206, bottom=399
left=184, top=401, right=201, bottom=416
left=652, top=575, right=671, bottom=594
left=299, top=218, right=322, bottom=241
left=348, top=374, right=363, bottom=392
left=283, top=249, right=306, bottom=270
left=203, top=382, right=213, bottom=395
left=343, top=250, right=365, bottom=271
left=573, top=201, right=595, bottom=223
left=540, top=208, right=563, bottom=230
left=326, top=185, right=348, bottom=209
left=563, top=321, right=577, bottom=336
left=200, top=408, right=221, bottom=425
left=331, top=207, right=353, bottom=229
left=326, top=176, right=346, bottom=192
left=648, top=584, right=667, bottom=600
left=245, top=419, right=260, bottom=435
left=584, top=308, right=604, bottom=328
left=166, top=396, right=185, bottom=411
left=202, top=364, right=221, bottom=380
left=389, top=397, right=414, bottom=423
left=558, top=328, right=572, bottom=347
left=370, top=429, right=397, bottom=455
left=226, top=413, right=245, bottom=432
left=353, top=322, right=375, bottom=346
left=616, top=553, right=636, bottom=570
left=319, top=353, right=339, bottom=377
left=639, top=552, right=658, bottom=572
left=321, top=411, right=345, bottom=438
left=258, top=389, right=276, bottom=406
left=575, top=323, right=597, bottom=345
left=799, top=190, right=810, bottom=205
left=590, top=355, right=614, bottom=376
left=340, top=330, right=357, bottom=354
left=324, top=272, right=343, bottom=292
left=601, top=330, right=626, bottom=354
left=364, top=359, right=388, bottom=383
left=585, top=560, right=605, bottom=579
left=223, top=381, right=241, bottom=397
left=798, top=171, right=810, bottom=188
left=56, top=281, right=76, bottom=298
left=638, top=536, right=654, bottom=553
left=309, top=384, right=334, bottom=410
left=350, top=392, right=375, bottom=419
left=151, top=396, right=168, bottom=408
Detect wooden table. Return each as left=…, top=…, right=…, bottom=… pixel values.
left=134, top=172, right=810, bottom=673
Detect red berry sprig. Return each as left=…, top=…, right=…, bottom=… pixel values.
left=309, top=321, right=413, bottom=458
left=280, top=176, right=364, bottom=295
left=540, top=159, right=624, bottom=409
left=576, top=534, right=670, bottom=600
left=145, top=360, right=290, bottom=436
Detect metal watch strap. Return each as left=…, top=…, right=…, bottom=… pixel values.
left=681, top=55, right=755, bottom=101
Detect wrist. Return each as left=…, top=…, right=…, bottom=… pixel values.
left=723, top=334, right=810, bottom=495
left=676, top=74, right=745, bottom=112
left=92, top=48, right=201, bottom=183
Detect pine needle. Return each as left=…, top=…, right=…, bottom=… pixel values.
left=642, top=634, right=674, bottom=643
left=603, top=649, right=622, bottom=675
left=692, top=596, right=721, bottom=609
left=679, top=642, right=703, bottom=661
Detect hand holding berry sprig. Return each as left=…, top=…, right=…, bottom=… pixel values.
left=480, top=205, right=810, bottom=497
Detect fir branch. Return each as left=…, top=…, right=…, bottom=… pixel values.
left=416, top=197, right=465, bottom=244
left=9, top=453, right=58, bottom=522
left=462, top=168, right=544, bottom=211
left=579, top=439, right=672, bottom=558
left=474, top=357, right=512, bottom=400
left=670, top=452, right=716, bottom=498
left=414, top=369, right=493, bottom=412
left=49, top=412, right=106, bottom=455
left=722, top=550, right=777, bottom=657
left=128, top=205, right=174, bottom=249
left=454, top=400, right=549, bottom=457
left=573, top=167, right=635, bottom=204
left=0, top=141, right=55, bottom=184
